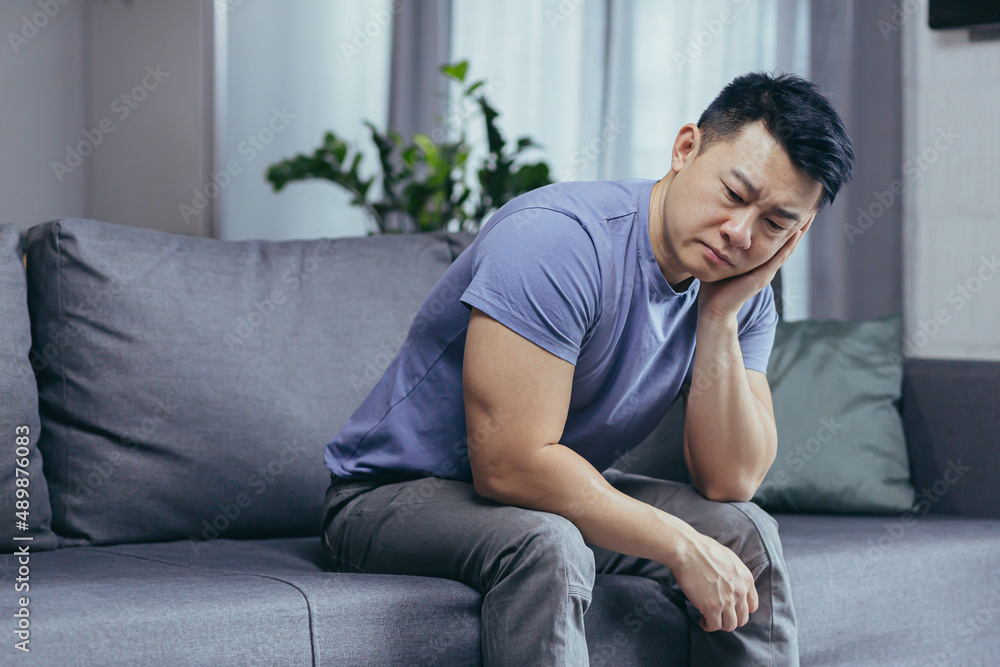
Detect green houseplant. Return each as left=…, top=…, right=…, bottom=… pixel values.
left=265, top=61, right=553, bottom=236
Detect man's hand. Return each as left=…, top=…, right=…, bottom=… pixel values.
left=672, top=531, right=759, bottom=633
left=697, top=226, right=806, bottom=321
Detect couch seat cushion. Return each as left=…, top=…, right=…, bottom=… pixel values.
left=0, top=542, right=313, bottom=664
left=777, top=513, right=1000, bottom=666
left=5, top=514, right=996, bottom=666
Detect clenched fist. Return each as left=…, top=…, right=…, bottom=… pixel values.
left=672, top=529, right=760, bottom=633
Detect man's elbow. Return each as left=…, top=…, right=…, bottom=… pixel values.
left=471, top=466, right=504, bottom=501
left=471, top=464, right=524, bottom=505
left=689, top=458, right=756, bottom=503
left=702, top=440, right=776, bottom=503
left=701, top=476, right=759, bottom=503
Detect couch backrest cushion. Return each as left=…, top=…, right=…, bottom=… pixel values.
left=0, top=224, right=58, bottom=552
left=25, top=218, right=466, bottom=547
left=749, top=314, right=914, bottom=513
left=615, top=313, right=917, bottom=515
left=902, top=357, right=1000, bottom=520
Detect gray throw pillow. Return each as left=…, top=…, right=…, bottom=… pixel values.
left=24, top=218, right=465, bottom=547
left=0, top=224, right=58, bottom=552
left=751, top=314, right=915, bottom=514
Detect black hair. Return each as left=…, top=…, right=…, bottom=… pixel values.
left=695, top=70, right=855, bottom=212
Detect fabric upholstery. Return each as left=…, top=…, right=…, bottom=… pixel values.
left=12, top=216, right=1000, bottom=665
left=751, top=314, right=915, bottom=513
left=776, top=513, right=1000, bottom=666
left=2, top=514, right=998, bottom=665
left=902, top=357, right=1000, bottom=520
left=616, top=314, right=916, bottom=515
left=0, top=535, right=688, bottom=666
left=0, top=223, right=57, bottom=553
left=108, top=537, right=485, bottom=666
left=0, top=540, right=314, bottom=664
left=23, top=218, right=465, bottom=547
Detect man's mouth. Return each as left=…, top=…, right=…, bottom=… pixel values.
left=703, top=243, right=732, bottom=266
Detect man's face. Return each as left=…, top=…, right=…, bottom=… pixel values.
left=657, top=120, right=823, bottom=285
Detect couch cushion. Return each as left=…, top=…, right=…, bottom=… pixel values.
left=615, top=315, right=916, bottom=516
left=6, top=516, right=997, bottom=665
left=0, top=223, right=57, bottom=553
left=110, top=537, right=486, bottom=666
left=0, top=535, right=691, bottom=666
left=751, top=314, right=914, bottom=514
left=0, top=542, right=313, bottom=664
left=118, top=540, right=691, bottom=667
left=902, top=357, right=1000, bottom=520
left=776, top=513, right=1000, bottom=666
left=135, top=538, right=691, bottom=667
left=24, top=218, right=470, bottom=547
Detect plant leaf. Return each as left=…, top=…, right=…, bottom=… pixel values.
left=441, top=60, right=468, bottom=83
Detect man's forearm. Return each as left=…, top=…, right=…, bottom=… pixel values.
left=478, top=443, right=697, bottom=568
left=686, top=313, right=776, bottom=501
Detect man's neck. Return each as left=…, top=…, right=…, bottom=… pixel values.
left=671, top=276, right=695, bottom=293
left=649, top=174, right=694, bottom=293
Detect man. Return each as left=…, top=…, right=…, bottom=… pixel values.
left=321, top=71, right=855, bottom=666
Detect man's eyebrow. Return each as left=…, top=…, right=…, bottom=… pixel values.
left=728, top=167, right=802, bottom=223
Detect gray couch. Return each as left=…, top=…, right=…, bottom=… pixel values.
left=1, top=218, right=998, bottom=666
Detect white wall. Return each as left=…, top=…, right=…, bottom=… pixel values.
left=903, top=8, right=1000, bottom=361
left=2, top=0, right=391, bottom=242
left=86, top=0, right=211, bottom=237
left=1, top=0, right=88, bottom=231
left=0, top=0, right=211, bottom=237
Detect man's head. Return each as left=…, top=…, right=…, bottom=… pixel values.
left=650, top=71, right=855, bottom=288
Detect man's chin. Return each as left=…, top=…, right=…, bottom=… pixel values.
left=689, top=265, right=731, bottom=283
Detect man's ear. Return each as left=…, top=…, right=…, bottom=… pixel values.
left=671, top=123, right=702, bottom=173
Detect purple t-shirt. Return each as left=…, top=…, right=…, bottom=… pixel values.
left=324, top=178, right=778, bottom=482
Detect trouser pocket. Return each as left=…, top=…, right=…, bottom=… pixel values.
left=321, top=475, right=384, bottom=571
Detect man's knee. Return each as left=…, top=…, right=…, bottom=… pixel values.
left=506, top=510, right=596, bottom=590
left=709, top=500, right=781, bottom=566
left=731, top=502, right=782, bottom=561
left=536, top=512, right=596, bottom=570
left=733, top=499, right=779, bottom=535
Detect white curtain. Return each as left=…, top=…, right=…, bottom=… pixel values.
left=219, top=0, right=812, bottom=316
left=219, top=0, right=392, bottom=241
left=450, top=0, right=812, bottom=319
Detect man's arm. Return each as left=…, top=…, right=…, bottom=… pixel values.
left=683, top=313, right=778, bottom=503
left=463, top=306, right=699, bottom=568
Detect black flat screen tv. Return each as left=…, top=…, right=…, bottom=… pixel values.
left=928, top=0, right=1000, bottom=30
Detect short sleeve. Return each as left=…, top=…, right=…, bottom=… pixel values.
left=736, top=282, right=779, bottom=374
left=459, top=210, right=602, bottom=365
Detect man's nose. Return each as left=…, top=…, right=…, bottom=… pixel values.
left=722, top=209, right=754, bottom=249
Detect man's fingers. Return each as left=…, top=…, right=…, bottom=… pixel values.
left=784, top=229, right=803, bottom=255
left=721, top=606, right=739, bottom=632
left=763, top=230, right=802, bottom=275
left=736, top=596, right=750, bottom=628
left=748, top=583, right=760, bottom=614
left=771, top=230, right=803, bottom=273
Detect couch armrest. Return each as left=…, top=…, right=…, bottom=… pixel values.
left=902, top=358, right=1000, bottom=520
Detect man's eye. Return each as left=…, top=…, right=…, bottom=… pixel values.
left=724, top=184, right=784, bottom=231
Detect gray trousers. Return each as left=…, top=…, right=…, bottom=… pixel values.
left=320, top=467, right=799, bottom=666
